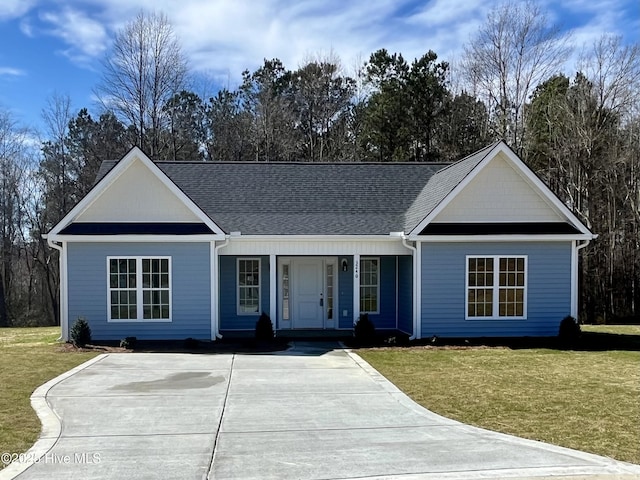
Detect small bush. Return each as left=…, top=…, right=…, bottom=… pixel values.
left=70, top=317, right=91, bottom=347
left=558, top=315, right=581, bottom=348
left=120, top=337, right=137, bottom=349
left=255, top=312, right=274, bottom=341
left=354, top=313, right=376, bottom=345
left=184, top=337, right=200, bottom=349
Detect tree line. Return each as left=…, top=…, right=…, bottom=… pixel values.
left=0, top=2, right=638, bottom=327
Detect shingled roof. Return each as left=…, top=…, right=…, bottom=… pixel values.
left=93, top=144, right=498, bottom=235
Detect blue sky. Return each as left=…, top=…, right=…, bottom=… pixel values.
left=0, top=0, right=638, bottom=135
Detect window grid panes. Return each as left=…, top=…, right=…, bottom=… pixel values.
left=360, top=258, right=379, bottom=314
left=467, top=257, right=494, bottom=317
left=282, top=264, right=290, bottom=321
left=142, top=258, right=170, bottom=319
left=109, top=259, right=137, bottom=319
left=326, top=264, right=334, bottom=320
left=467, top=256, right=526, bottom=318
left=108, top=257, right=171, bottom=321
left=238, top=259, right=260, bottom=314
left=498, top=257, right=525, bottom=317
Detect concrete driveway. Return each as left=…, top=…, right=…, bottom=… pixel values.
left=3, top=342, right=640, bottom=480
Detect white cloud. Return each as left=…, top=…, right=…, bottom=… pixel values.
left=0, top=0, right=36, bottom=20
left=19, top=17, right=34, bottom=37
left=39, top=7, right=108, bottom=64
left=36, top=0, right=637, bottom=86
left=0, top=67, right=26, bottom=77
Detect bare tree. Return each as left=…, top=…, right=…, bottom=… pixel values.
left=96, top=10, right=187, bottom=159
left=0, top=108, right=30, bottom=326
left=239, top=58, right=297, bottom=162
left=526, top=35, right=640, bottom=322
left=41, top=92, right=74, bottom=217
left=462, top=0, right=570, bottom=153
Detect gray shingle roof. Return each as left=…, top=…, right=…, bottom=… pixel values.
left=163, top=162, right=445, bottom=235
left=93, top=145, right=498, bottom=235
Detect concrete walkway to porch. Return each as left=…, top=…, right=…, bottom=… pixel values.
left=3, top=342, right=640, bottom=479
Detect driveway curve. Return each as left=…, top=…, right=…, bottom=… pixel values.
left=3, top=342, right=640, bottom=480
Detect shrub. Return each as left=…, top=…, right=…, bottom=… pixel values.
left=255, top=312, right=274, bottom=341
left=354, top=313, right=376, bottom=345
left=558, top=315, right=581, bottom=348
left=70, top=317, right=91, bottom=347
left=120, top=337, right=137, bottom=349
left=184, top=337, right=199, bottom=349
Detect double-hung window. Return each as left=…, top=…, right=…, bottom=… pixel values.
left=108, top=257, right=171, bottom=321
left=238, top=258, right=261, bottom=314
left=360, top=257, right=380, bottom=314
left=466, top=256, right=526, bottom=319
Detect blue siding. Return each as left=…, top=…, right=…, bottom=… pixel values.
left=67, top=242, right=211, bottom=340
left=366, top=256, right=397, bottom=330
left=338, top=257, right=354, bottom=328
left=397, top=256, right=413, bottom=334
left=421, top=242, right=572, bottom=337
left=219, top=255, right=270, bottom=330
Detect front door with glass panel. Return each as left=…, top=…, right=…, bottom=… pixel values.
left=278, top=257, right=337, bottom=329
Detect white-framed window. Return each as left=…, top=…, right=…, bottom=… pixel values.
left=107, top=257, right=171, bottom=322
left=360, top=257, right=380, bottom=314
left=466, top=255, right=527, bottom=319
left=238, top=258, right=261, bottom=315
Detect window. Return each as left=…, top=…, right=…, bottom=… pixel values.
left=326, top=263, right=334, bottom=320
left=360, top=257, right=379, bottom=314
left=467, top=256, right=526, bottom=319
left=109, top=258, right=137, bottom=320
left=238, top=258, right=260, bottom=314
left=108, top=257, right=171, bottom=321
left=282, top=263, right=290, bottom=321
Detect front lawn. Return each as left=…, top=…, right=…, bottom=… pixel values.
left=359, top=333, right=640, bottom=464
left=0, top=327, right=98, bottom=468
left=582, top=324, right=640, bottom=336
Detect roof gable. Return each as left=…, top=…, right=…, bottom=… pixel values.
left=49, top=147, right=225, bottom=237
left=75, top=157, right=201, bottom=223
left=433, top=153, right=563, bottom=223
left=408, top=142, right=593, bottom=237
left=404, top=143, right=495, bottom=232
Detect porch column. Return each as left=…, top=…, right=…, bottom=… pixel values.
left=353, top=254, right=360, bottom=323
left=269, top=254, right=277, bottom=330
left=60, top=241, right=69, bottom=341
left=415, top=240, right=422, bottom=339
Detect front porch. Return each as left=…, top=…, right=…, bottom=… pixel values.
left=217, top=253, right=414, bottom=337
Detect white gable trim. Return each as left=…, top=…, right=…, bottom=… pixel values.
left=408, top=142, right=594, bottom=238
left=48, top=147, right=225, bottom=238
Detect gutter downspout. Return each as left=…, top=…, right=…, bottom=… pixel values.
left=402, top=236, right=418, bottom=340
left=576, top=239, right=591, bottom=251
left=571, top=238, right=593, bottom=319
left=46, top=236, right=66, bottom=342
left=212, top=237, right=229, bottom=339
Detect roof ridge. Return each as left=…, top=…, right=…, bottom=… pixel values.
left=152, top=160, right=452, bottom=166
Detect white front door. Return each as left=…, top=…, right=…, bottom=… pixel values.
left=292, top=258, right=324, bottom=328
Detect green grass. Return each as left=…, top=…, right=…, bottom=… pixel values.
left=0, top=327, right=98, bottom=468
left=582, top=324, right=640, bottom=336
left=359, top=335, right=640, bottom=464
